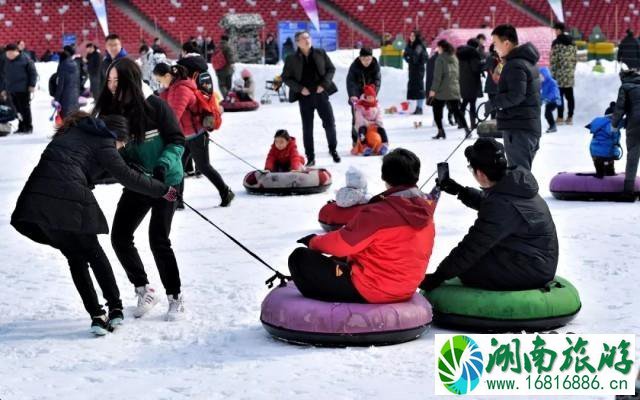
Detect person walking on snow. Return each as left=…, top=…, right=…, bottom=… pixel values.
left=550, top=22, right=577, bottom=125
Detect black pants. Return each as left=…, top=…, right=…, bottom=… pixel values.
left=185, top=133, right=228, bottom=196
left=288, top=247, right=365, bottom=303
left=182, top=146, right=196, bottom=175
left=558, top=87, right=574, bottom=119
left=216, top=71, right=232, bottom=98
left=544, top=103, right=557, bottom=128
left=460, top=98, right=478, bottom=129
left=458, top=251, right=552, bottom=291
left=593, top=157, right=616, bottom=178
left=625, top=132, right=640, bottom=192
left=433, top=99, right=468, bottom=131
left=350, top=102, right=357, bottom=145
left=488, top=94, right=497, bottom=119
left=298, top=92, right=337, bottom=159
left=502, top=130, right=540, bottom=171
left=11, top=92, right=32, bottom=132
left=111, top=187, right=182, bottom=296
left=357, top=125, right=389, bottom=143
left=41, top=228, right=121, bottom=317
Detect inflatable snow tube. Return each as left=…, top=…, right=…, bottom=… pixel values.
left=476, top=120, right=502, bottom=138
left=261, top=283, right=433, bottom=347
left=317, top=201, right=366, bottom=231
left=220, top=99, right=259, bottom=112
left=422, top=276, right=581, bottom=332
left=243, top=168, right=332, bottom=195
left=549, top=172, right=640, bottom=201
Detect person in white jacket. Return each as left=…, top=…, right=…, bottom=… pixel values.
left=139, top=44, right=166, bottom=93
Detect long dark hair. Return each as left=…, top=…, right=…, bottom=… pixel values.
left=91, top=57, right=148, bottom=143
left=411, top=30, right=424, bottom=48
left=437, top=39, right=455, bottom=55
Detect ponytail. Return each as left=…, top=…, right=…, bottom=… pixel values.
left=152, top=63, right=189, bottom=80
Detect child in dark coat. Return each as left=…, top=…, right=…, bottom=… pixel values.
left=264, top=129, right=306, bottom=172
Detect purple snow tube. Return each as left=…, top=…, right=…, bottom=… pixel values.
left=549, top=172, right=640, bottom=201
left=260, top=283, right=433, bottom=347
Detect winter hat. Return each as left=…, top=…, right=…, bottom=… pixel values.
left=241, top=68, right=252, bottom=79
left=363, top=84, right=376, bottom=98
left=381, top=148, right=421, bottom=187
left=464, top=138, right=507, bottom=172
left=345, top=166, right=367, bottom=190
left=359, top=47, right=373, bottom=57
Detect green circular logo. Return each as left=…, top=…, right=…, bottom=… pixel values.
left=438, top=335, right=484, bottom=395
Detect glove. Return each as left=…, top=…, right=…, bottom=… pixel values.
left=436, top=177, right=463, bottom=196
left=153, top=166, right=166, bottom=182
left=350, top=96, right=359, bottom=105
left=419, top=274, right=444, bottom=292
left=483, top=102, right=494, bottom=118
left=51, top=100, right=61, bottom=110
left=296, top=234, right=317, bottom=247
left=163, top=186, right=178, bottom=202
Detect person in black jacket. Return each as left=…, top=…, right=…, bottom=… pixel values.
left=457, top=39, right=483, bottom=130
left=485, top=25, right=541, bottom=171
left=264, top=33, right=279, bottom=65
left=53, top=46, right=80, bottom=118
left=85, top=43, right=102, bottom=99
left=403, top=30, right=427, bottom=114
left=346, top=47, right=381, bottom=145
left=611, top=69, right=640, bottom=202
left=10, top=112, right=175, bottom=335
left=282, top=30, right=340, bottom=165
left=483, top=44, right=500, bottom=120
left=1, top=43, right=37, bottom=133
left=93, top=58, right=187, bottom=322
left=618, top=29, right=640, bottom=70
left=420, top=138, right=558, bottom=291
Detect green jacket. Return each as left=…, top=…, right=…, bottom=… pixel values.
left=120, top=95, right=185, bottom=186
left=431, top=52, right=461, bottom=101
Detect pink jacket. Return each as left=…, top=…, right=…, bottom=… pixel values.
left=354, top=101, right=384, bottom=130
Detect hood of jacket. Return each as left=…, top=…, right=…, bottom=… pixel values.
left=75, top=117, right=118, bottom=140
left=456, top=45, right=480, bottom=61
left=489, top=167, right=539, bottom=199
left=552, top=33, right=574, bottom=47
left=370, top=186, right=434, bottom=229
left=539, top=66, right=553, bottom=81
left=506, top=42, right=540, bottom=65
left=587, top=116, right=611, bottom=133
left=620, top=69, right=640, bottom=84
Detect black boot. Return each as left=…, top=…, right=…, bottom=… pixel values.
left=306, top=156, right=315, bottom=167
left=330, top=150, right=341, bottom=163
left=432, top=130, right=446, bottom=140
left=220, top=188, right=235, bottom=207
left=412, top=107, right=423, bottom=115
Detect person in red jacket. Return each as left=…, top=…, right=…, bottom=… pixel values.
left=153, top=63, right=234, bottom=207
left=264, top=129, right=306, bottom=172
left=290, top=148, right=439, bottom=303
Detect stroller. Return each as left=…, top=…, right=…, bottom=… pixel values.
left=0, top=92, right=17, bottom=136
left=260, top=75, right=287, bottom=104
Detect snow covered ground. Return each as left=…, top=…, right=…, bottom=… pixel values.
left=0, top=53, right=637, bottom=400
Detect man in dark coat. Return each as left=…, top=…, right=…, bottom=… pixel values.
left=264, top=33, right=279, bottom=65
left=85, top=43, right=102, bottom=99
left=281, top=30, right=340, bottom=165
left=212, top=35, right=235, bottom=98
left=54, top=46, right=80, bottom=118
left=420, top=138, right=558, bottom=291
left=1, top=43, right=37, bottom=133
left=618, top=29, right=640, bottom=70
left=100, top=34, right=128, bottom=91
left=485, top=25, right=541, bottom=171
left=483, top=44, right=500, bottom=119
left=403, top=30, right=427, bottom=114
left=457, top=39, right=483, bottom=129
left=346, top=47, right=381, bottom=145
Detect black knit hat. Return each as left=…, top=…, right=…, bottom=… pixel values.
left=381, top=148, right=421, bottom=186
left=359, top=47, right=373, bottom=57
left=464, top=138, right=507, bottom=170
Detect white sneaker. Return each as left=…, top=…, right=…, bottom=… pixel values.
left=165, top=294, right=185, bottom=321
left=133, top=285, right=159, bottom=318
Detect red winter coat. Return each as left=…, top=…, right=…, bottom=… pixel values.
left=309, top=186, right=437, bottom=303
left=264, top=137, right=305, bottom=171
left=160, top=78, right=202, bottom=138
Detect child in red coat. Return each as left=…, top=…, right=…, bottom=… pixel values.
left=264, top=129, right=306, bottom=172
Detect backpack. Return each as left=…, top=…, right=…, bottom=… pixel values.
left=48, top=72, right=58, bottom=97
left=190, top=70, right=222, bottom=131
left=211, top=49, right=227, bottom=71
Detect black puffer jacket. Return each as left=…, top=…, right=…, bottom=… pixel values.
left=1, top=52, right=37, bottom=93
left=282, top=47, right=337, bottom=102
left=264, top=40, right=279, bottom=65
left=457, top=45, right=482, bottom=100
left=425, top=52, right=438, bottom=93
left=346, top=56, right=381, bottom=98
left=11, top=117, right=168, bottom=237
left=431, top=167, right=558, bottom=289
left=490, top=43, right=541, bottom=134
left=617, top=32, right=640, bottom=69
left=611, top=70, right=640, bottom=134
left=483, top=52, right=500, bottom=95
left=403, top=40, right=427, bottom=100
left=54, top=55, right=80, bottom=117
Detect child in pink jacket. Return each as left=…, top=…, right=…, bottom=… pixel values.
left=353, top=84, right=389, bottom=155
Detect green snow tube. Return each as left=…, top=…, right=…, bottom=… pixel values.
left=421, top=276, right=581, bottom=332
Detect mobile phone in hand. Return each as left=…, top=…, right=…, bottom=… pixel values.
left=437, top=162, right=449, bottom=182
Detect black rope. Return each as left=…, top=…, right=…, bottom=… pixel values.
left=208, top=137, right=262, bottom=171
left=181, top=199, right=290, bottom=288
left=419, top=102, right=489, bottom=190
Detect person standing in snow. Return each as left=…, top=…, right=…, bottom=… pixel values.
left=211, top=35, right=235, bottom=98
left=484, top=25, right=541, bottom=171
left=10, top=111, right=175, bottom=335
left=403, top=30, right=427, bottom=115
left=1, top=43, right=37, bottom=134
left=92, top=58, right=187, bottom=321
left=617, top=29, right=640, bottom=70
left=539, top=67, right=562, bottom=133
left=139, top=44, right=166, bottom=93
left=457, top=39, right=483, bottom=130
left=346, top=47, right=381, bottom=146
left=550, top=22, right=577, bottom=125
left=53, top=46, right=80, bottom=118
left=85, top=43, right=102, bottom=99
left=264, top=33, right=279, bottom=65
